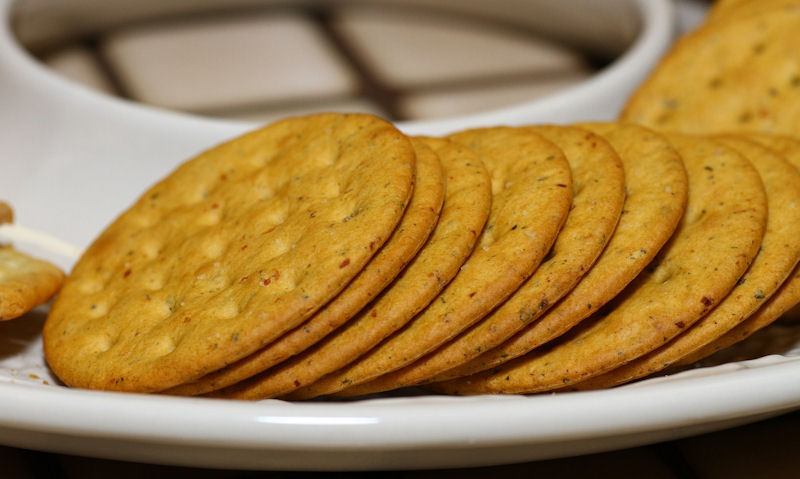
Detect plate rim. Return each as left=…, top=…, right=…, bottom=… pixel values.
left=0, top=355, right=798, bottom=452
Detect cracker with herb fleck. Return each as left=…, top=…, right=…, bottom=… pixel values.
left=217, top=137, right=491, bottom=400
left=343, top=125, right=625, bottom=392
left=165, top=138, right=445, bottom=396
left=621, top=7, right=800, bottom=135
left=433, top=134, right=766, bottom=395
left=576, top=135, right=800, bottom=389
left=43, top=113, right=415, bottom=392
left=436, top=123, right=688, bottom=381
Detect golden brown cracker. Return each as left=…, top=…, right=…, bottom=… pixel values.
left=165, top=138, right=445, bottom=396
left=437, top=123, right=688, bottom=380
left=344, top=125, right=625, bottom=391
left=576, top=135, right=800, bottom=389
left=434, top=134, right=767, bottom=395
left=0, top=202, right=65, bottom=320
left=43, top=113, right=415, bottom=392
left=0, top=246, right=65, bottom=320
left=621, top=7, right=800, bottom=135
left=217, top=137, right=492, bottom=400
left=313, top=126, right=574, bottom=398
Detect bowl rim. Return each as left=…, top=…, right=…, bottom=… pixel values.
left=0, top=0, right=675, bottom=134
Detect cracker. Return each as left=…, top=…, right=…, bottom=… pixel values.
left=434, top=134, right=767, bottom=395
left=621, top=7, right=800, bottom=135
left=0, top=201, right=65, bottom=320
left=345, top=125, right=625, bottom=391
left=310, top=126, right=574, bottom=398
left=0, top=246, right=65, bottom=321
left=437, top=123, right=688, bottom=380
left=165, top=138, right=445, bottom=396
left=576, top=135, right=800, bottom=389
left=43, top=113, right=415, bottom=392
left=217, top=137, right=492, bottom=400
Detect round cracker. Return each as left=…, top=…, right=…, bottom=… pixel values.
left=434, top=134, right=767, bottom=395
left=216, top=137, right=492, bottom=400
left=316, top=127, right=574, bottom=398
left=164, top=138, right=445, bottom=396
left=621, top=7, right=800, bottom=135
left=577, top=135, right=800, bottom=389
left=44, top=113, right=416, bottom=392
left=349, top=125, right=625, bottom=391
left=436, top=123, right=689, bottom=380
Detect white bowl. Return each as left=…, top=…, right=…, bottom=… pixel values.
left=0, top=0, right=674, bottom=255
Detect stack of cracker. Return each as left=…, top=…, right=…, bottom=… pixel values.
left=41, top=1, right=800, bottom=397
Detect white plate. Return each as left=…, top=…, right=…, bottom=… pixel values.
left=1, top=319, right=799, bottom=471
left=7, top=0, right=799, bottom=472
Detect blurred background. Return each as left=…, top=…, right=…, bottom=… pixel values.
left=9, top=0, right=706, bottom=124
